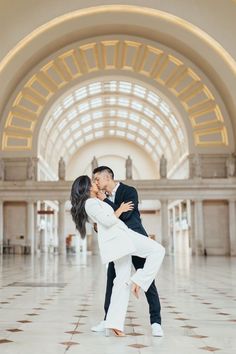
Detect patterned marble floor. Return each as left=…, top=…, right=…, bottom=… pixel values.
left=0, top=252, right=235, bottom=354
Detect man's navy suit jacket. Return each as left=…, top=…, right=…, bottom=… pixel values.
left=104, top=182, right=148, bottom=237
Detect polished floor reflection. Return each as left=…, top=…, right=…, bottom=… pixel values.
left=0, top=252, right=235, bottom=354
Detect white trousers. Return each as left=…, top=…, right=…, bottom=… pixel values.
left=105, top=231, right=165, bottom=331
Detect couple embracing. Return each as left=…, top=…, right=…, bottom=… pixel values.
left=70, top=166, right=165, bottom=337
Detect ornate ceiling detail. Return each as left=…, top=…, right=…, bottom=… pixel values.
left=39, top=79, right=186, bottom=167
left=1, top=38, right=228, bottom=154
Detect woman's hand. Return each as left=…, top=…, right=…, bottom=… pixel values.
left=115, top=201, right=134, bottom=218
left=119, top=201, right=134, bottom=212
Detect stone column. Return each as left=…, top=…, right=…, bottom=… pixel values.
left=179, top=202, right=183, bottom=228
left=172, top=206, right=176, bottom=253
left=40, top=202, right=47, bottom=253
left=45, top=207, right=49, bottom=250
left=0, top=200, right=3, bottom=254
left=229, top=200, right=236, bottom=256
left=186, top=200, right=191, bottom=227
left=47, top=207, right=53, bottom=253
left=194, top=200, right=205, bottom=255
left=185, top=200, right=191, bottom=252
left=34, top=202, right=38, bottom=253
left=58, top=200, right=66, bottom=255
left=27, top=201, right=35, bottom=254
left=53, top=208, right=58, bottom=253
left=178, top=201, right=183, bottom=252
left=160, top=199, right=170, bottom=254
left=189, top=201, right=195, bottom=254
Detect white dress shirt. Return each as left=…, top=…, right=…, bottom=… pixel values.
left=108, top=182, right=120, bottom=203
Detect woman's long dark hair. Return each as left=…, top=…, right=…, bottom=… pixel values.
left=70, top=175, right=91, bottom=239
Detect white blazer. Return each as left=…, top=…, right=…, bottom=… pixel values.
left=85, top=198, right=136, bottom=264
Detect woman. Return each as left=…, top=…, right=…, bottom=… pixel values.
left=71, top=175, right=165, bottom=336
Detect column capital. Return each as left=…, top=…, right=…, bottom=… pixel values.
left=26, top=199, right=35, bottom=204
left=159, top=198, right=168, bottom=204
left=192, top=199, right=203, bottom=203
left=58, top=199, right=66, bottom=205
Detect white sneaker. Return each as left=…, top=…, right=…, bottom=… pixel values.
left=151, top=323, right=164, bottom=337
left=91, top=320, right=106, bottom=332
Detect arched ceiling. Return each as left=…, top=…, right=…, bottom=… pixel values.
left=39, top=79, right=186, bottom=168
left=1, top=3, right=236, bottom=137
left=0, top=36, right=232, bottom=161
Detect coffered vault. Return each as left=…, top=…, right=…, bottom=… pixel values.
left=1, top=37, right=232, bottom=164
left=39, top=79, right=186, bottom=169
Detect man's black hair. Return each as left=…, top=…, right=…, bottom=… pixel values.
left=92, top=166, right=114, bottom=179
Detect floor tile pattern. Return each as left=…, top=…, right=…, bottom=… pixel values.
left=0, top=253, right=235, bottom=353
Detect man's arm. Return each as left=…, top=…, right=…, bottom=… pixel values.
left=104, top=188, right=139, bottom=222
left=103, top=197, right=120, bottom=210
left=96, top=191, right=121, bottom=211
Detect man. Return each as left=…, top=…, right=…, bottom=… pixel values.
left=91, top=166, right=163, bottom=336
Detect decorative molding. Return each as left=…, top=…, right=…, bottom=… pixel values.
left=1, top=39, right=228, bottom=154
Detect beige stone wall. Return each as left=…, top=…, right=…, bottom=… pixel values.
left=203, top=200, right=230, bottom=255
left=141, top=212, right=161, bottom=241
left=3, top=202, right=27, bottom=246
left=67, top=138, right=158, bottom=180
left=1, top=0, right=236, bottom=61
